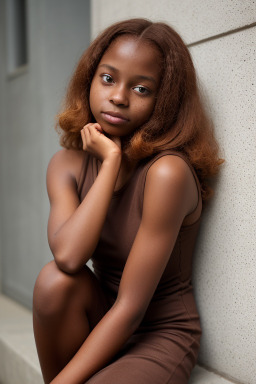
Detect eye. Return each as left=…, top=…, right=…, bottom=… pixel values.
left=133, top=85, right=150, bottom=95
left=101, top=74, right=114, bottom=84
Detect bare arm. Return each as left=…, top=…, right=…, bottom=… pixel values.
left=50, top=155, right=199, bottom=384
left=47, top=123, right=121, bottom=273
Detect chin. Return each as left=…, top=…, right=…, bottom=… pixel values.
left=101, top=124, right=128, bottom=137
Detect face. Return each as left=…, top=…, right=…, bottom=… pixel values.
left=89, top=35, right=162, bottom=137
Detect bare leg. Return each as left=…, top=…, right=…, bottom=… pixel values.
left=33, top=261, right=109, bottom=384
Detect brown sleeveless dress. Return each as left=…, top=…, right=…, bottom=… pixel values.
left=78, top=150, right=202, bottom=384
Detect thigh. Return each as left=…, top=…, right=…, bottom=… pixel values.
left=86, top=331, right=200, bottom=384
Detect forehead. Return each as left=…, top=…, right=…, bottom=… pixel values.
left=99, top=35, right=163, bottom=77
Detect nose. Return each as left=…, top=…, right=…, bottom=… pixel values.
left=110, top=84, right=129, bottom=107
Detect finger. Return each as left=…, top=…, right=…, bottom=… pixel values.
left=83, top=123, right=94, bottom=130
left=88, top=124, right=102, bottom=140
left=89, top=124, right=103, bottom=136
left=83, top=123, right=102, bottom=136
left=94, top=123, right=103, bottom=133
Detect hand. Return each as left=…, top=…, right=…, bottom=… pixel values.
left=81, top=123, right=121, bottom=162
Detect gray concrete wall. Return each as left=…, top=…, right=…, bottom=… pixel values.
left=91, top=1, right=256, bottom=384
left=0, top=0, right=91, bottom=307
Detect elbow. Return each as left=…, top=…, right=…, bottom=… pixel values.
left=52, top=250, right=84, bottom=275
left=49, top=240, right=86, bottom=274
left=49, top=235, right=93, bottom=274
left=56, top=259, right=82, bottom=275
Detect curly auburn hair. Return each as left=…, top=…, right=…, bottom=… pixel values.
left=56, top=18, right=223, bottom=202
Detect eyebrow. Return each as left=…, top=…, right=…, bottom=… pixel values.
left=98, top=64, right=157, bottom=85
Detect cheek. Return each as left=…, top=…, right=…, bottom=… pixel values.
left=136, top=100, right=156, bottom=122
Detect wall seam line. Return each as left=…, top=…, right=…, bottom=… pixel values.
left=187, top=21, right=256, bottom=47
left=198, top=364, right=246, bottom=384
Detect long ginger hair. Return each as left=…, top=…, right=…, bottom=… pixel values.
left=56, top=18, right=223, bottom=202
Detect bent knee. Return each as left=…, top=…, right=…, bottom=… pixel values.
left=33, top=261, right=95, bottom=319
left=33, top=261, right=76, bottom=318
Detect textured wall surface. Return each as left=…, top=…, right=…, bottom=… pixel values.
left=91, top=0, right=255, bottom=42
left=191, top=27, right=256, bottom=384
left=91, top=1, right=256, bottom=383
left=0, top=0, right=91, bottom=307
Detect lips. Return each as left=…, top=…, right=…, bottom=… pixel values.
left=101, top=111, right=129, bottom=125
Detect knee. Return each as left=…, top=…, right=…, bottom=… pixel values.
left=33, top=260, right=78, bottom=319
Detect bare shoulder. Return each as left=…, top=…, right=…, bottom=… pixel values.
left=47, top=149, right=86, bottom=200
left=147, top=154, right=194, bottom=189
left=145, top=154, right=198, bottom=216
left=47, top=148, right=85, bottom=181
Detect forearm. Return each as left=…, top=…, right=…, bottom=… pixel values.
left=50, top=302, right=140, bottom=384
left=50, top=154, right=121, bottom=273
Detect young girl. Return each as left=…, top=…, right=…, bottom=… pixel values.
left=33, top=18, right=222, bottom=384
